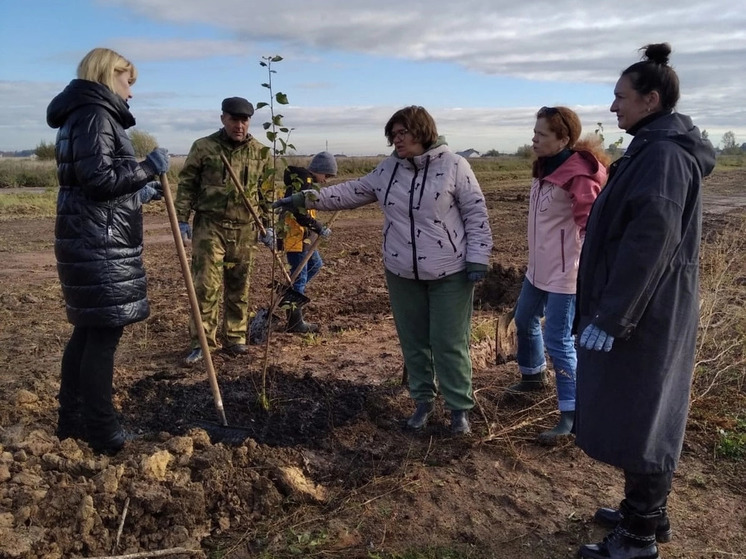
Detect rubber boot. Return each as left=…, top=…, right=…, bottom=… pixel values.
left=595, top=505, right=672, bottom=544
left=579, top=508, right=660, bottom=559
left=286, top=307, right=319, bottom=333
left=406, top=401, right=433, bottom=430
left=450, top=410, right=471, bottom=435
left=505, top=370, right=548, bottom=394
left=537, top=410, right=575, bottom=445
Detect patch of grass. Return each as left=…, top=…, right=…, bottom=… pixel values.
left=0, top=189, right=58, bottom=219
left=0, top=158, right=58, bottom=188
left=694, top=214, right=746, bottom=399
left=716, top=416, right=746, bottom=460
left=470, top=317, right=494, bottom=344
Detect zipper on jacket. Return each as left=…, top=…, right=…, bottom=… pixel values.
left=106, top=204, right=113, bottom=238
left=383, top=162, right=400, bottom=206
left=408, top=166, right=420, bottom=280
left=560, top=228, right=566, bottom=273
left=441, top=224, right=457, bottom=252
left=415, top=157, right=431, bottom=209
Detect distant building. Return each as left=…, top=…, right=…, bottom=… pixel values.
left=456, top=148, right=480, bottom=158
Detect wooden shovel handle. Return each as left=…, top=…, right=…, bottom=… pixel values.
left=160, top=172, right=227, bottom=426
left=219, top=153, right=293, bottom=286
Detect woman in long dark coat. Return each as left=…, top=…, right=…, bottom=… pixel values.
left=47, top=47, right=169, bottom=454
left=574, top=43, right=716, bottom=559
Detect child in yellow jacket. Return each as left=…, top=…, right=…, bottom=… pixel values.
left=281, top=152, right=337, bottom=332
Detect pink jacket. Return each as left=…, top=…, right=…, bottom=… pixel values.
left=526, top=151, right=606, bottom=294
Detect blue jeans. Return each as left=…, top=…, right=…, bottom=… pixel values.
left=287, top=250, right=322, bottom=294
left=514, top=277, right=577, bottom=411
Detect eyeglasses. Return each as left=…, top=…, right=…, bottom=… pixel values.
left=390, top=128, right=410, bottom=141
left=538, top=106, right=570, bottom=134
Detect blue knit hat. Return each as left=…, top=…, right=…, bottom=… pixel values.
left=308, top=151, right=337, bottom=176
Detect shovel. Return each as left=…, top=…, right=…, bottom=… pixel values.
left=248, top=210, right=341, bottom=344
left=218, top=153, right=299, bottom=285
left=160, top=172, right=227, bottom=426
left=495, top=305, right=518, bottom=364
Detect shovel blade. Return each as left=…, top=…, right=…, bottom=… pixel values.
left=496, top=307, right=518, bottom=364
left=249, top=308, right=270, bottom=345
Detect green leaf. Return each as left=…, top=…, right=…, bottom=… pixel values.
left=288, top=143, right=296, bottom=150
left=267, top=131, right=278, bottom=141
left=256, top=102, right=268, bottom=109
left=259, top=61, right=267, bottom=67
left=261, top=82, right=270, bottom=89
left=280, top=127, right=289, bottom=133
left=271, top=55, right=283, bottom=62
left=263, top=122, right=271, bottom=130
left=260, top=146, right=271, bottom=158
left=275, top=92, right=289, bottom=105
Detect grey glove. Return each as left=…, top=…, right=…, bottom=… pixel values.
left=178, top=221, right=192, bottom=243
left=272, top=191, right=313, bottom=211
left=320, top=226, right=332, bottom=238
left=272, top=196, right=295, bottom=211
left=465, top=262, right=488, bottom=283
left=142, top=147, right=169, bottom=176
left=259, top=227, right=275, bottom=249
left=139, top=181, right=162, bottom=204
left=579, top=324, right=615, bottom=352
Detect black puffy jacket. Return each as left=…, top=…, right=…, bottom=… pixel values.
left=47, top=79, right=153, bottom=327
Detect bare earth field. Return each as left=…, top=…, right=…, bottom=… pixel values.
left=0, top=168, right=744, bottom=559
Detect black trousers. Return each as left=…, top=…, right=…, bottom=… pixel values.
left=624, top=470, right=674, bottom=513
left=59, top=325, right=124, bottom=438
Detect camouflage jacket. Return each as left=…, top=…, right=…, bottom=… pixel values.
left=175, top=129, right=272, bottom=226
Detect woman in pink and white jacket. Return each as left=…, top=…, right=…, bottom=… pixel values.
left=506, top=106, right=609, bottom=444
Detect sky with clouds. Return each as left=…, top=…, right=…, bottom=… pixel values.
left=1, top=0, right=745, bottom=156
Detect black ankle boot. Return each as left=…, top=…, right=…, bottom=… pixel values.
left=56, top=409, right=85, bottom=441
left=594, top=505, right=672, bottom=544
left=505, top=370, right=548, bottom=394
left=88, top=427, right=128, bottom=455
left=286, top=307, right=319, bottom=333
left=579, top=509, right=660, bottom=559
left=406, top=401, right=433, bottom=429
left=537, top=410, right=575, bottom=445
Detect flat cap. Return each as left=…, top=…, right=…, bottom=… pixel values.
left=221, top=97, right=254, bottom=117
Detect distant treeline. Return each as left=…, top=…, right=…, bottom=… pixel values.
left=0, top=150, right=36, bottom=158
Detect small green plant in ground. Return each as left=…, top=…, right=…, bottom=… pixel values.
left=470, top=317, right=494, bottom=344
left=716, top=416, right=746, bottom=459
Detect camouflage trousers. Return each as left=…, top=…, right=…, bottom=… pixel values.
left=189, top=213, right=254, bottom=349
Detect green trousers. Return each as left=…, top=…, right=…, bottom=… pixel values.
left=385, top=269, right=475, bottom=410
left=189, top=213, right=254, bottom=349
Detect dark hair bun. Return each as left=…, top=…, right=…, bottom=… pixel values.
left=642, top=43, right=671, bottom=65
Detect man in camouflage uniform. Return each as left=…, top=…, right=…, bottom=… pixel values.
left=175, top=97, right=272, bottom=365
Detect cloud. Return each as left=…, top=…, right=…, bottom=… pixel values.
left=3, top=1, right=745, bottom=153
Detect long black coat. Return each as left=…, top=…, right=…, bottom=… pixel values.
left=574, top=112, right=716, bottom=474
left=47, top=79, right=153, bottom=327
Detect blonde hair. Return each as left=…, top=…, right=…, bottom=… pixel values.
left=77, top=48, right=137, bottom=94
